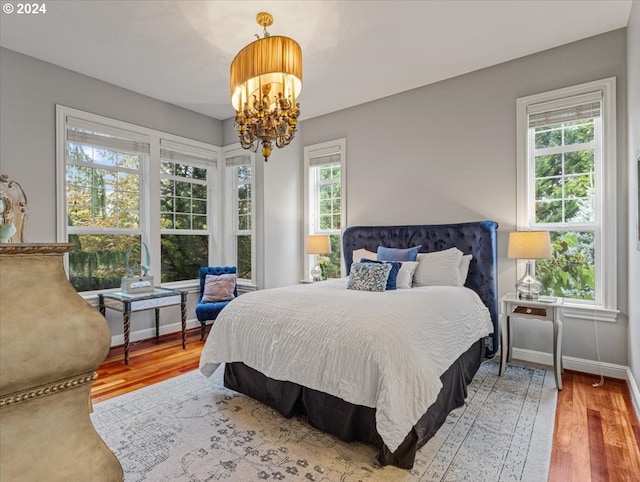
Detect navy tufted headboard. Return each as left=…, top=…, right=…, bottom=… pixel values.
left=342, top=221, right=499, bottom=356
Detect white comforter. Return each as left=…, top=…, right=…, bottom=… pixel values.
left=199, top=278, right=493, bottom=452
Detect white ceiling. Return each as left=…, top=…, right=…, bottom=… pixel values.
left=0, top=1, right=632, bottom=121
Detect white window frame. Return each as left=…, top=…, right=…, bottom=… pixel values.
left=56, top=105, right=221, bottom=295
left=223, top=144, right=256, bottom=286
left=516, top=78, right=618, bottom=321
left=304, top=138, right=347, bottom=278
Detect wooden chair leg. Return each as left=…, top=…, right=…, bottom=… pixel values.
left=200, top=321, right=205, bottom=340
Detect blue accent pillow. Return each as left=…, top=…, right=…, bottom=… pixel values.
left=361, top=259, right=401, bottom=290
left=347, top=262, right=392, bottom=292
left=377, top=245, right=422, bottom=262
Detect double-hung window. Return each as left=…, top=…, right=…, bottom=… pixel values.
left=224, top=148, right=255, bottom=284
left=57, top=106, right=220, bottom=292
left=304, top=139, right=346, bottom=279
left=516, top=78, right=617, bottom=314
left=63, top=116, right=148, bottom=292
left=159, top=140, right=217, bottom=282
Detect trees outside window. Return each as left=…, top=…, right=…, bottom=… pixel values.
left=58, top=106, right=219, bottom=292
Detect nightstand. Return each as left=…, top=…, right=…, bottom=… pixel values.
left=499, top=293, right=564, bottom=390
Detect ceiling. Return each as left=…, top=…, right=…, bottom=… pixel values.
left=0, top=1, right=632, bottom=121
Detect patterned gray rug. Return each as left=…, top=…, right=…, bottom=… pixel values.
left=91, top=361, right=557, bottom=481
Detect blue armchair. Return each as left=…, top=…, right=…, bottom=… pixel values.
left=195, top=266, right=237, bottom=340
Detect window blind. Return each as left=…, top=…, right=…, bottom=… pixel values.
left=226, top=154, right=252, bottom=167
left=308, top=145, right=343, bottom=167
left=528, top=91, right=602, bottom=128
left=66, top=116, right=150, bottom=154
left=160, top=139, right=217, bottom=168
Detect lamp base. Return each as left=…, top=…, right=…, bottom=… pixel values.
left=515, top=259, right=543, bottom=301
left=518, top=292, right=539, bottom=300
left=311, top=265, right=322, bottom=282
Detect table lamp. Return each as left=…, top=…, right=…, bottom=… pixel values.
left=507, top=230, right=552, bottom=300
left=306, top=234, right=331, bottom=281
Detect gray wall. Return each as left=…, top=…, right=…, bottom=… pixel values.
left=626, top=2, right=640, bottom=409
left=0, top=47, right=222, bottom=243
left=299, top=29, right=629, bottom=366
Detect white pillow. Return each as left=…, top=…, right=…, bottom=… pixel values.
left=413, top=247, right=464, bottom=287
left=396, top=261, right=419, bottom=289
left=459, top=254, right=472, bottom=285
left=352, top=248, right=377, bottom=263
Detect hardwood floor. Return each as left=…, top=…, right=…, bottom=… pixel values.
left=92, top=329, right=640, bottom=481
left=548, top=370, right=640, bottom=482
left=91, top=329, right=206, bottom=404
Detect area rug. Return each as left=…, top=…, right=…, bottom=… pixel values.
left=91, top=361, right=557, bottom=481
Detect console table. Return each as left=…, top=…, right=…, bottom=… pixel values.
left=99, top=288, right=187, bottom=365
left=499, top=293, right=564, bottom=389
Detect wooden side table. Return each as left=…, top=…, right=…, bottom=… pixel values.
left=99, top=288, right=187, bottom=365
left=499, top=293, right=564, bottom=389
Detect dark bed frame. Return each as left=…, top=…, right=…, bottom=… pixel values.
left=224, top=221, right=499, bottom=469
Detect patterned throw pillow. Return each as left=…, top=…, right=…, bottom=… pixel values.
left=360, top=258, right=401, bottom=290
left=347, top=262, right=392, bottom=292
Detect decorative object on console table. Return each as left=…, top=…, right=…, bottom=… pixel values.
left=499, top=293, right=563, bottom=389
left=121, top=241, right=153, bottom=294
left=507, top=230, right=552, bottom=300
left=306, top=234, right=331, bottom=281
left=0, top=244, right=123, bottom=480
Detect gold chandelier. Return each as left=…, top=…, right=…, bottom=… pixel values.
left=230, top=12, right=302, bottom=162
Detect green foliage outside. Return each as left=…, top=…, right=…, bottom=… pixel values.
left=533, top=119, right=596, bottom=301
left=314, top=163, right=342, bottom=279
left=237, top=234, right=252, bottom=280
left=537, top=231, right=595, bottom=300
left=317, top=234, right=342, bottom=279
left=69, top=233, right=139, bottom=291
left=161, top=235, right=208, bottom=283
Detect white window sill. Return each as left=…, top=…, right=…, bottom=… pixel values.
left=561, top=303, right=619, bottom=323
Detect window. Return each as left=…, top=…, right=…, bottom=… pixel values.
left=63, top=115, right=147, bottom=291
left=516, top=78, right=617, bottom=312
left=57, top=106, right=220, bottom=292
left=304, top=139, right=346, bottom=279
left=224, top=147, right=255, bottom=284
left=159, top=140, right=216, bottom=283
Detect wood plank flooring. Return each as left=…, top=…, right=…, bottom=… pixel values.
left=92, top=329, right=640, bottom=481
left=548, top=370, right=640, bottom=482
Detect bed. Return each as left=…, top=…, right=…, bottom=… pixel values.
left=199, top=221, right=498, bottom=469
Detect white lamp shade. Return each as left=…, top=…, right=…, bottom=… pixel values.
left=507, top=231, right=552, bottom=259
left=306, top=234, right=331, bottom=255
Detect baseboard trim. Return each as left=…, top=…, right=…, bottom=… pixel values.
left=511, top=347, right=628, bottom=380
left=626, top=367, right=640, bottom=421
left=110, top=318, right=201, bottom=347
